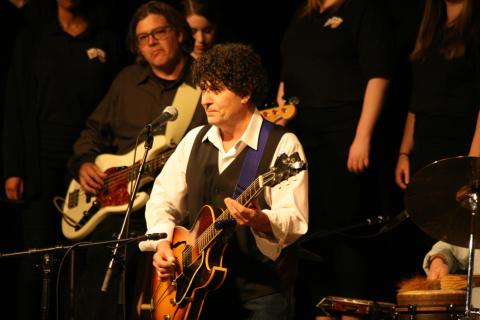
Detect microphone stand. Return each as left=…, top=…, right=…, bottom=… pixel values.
left=0, top=233, right=166, bottom=258
left=297, top=216, right=386, bottom=263
left=0, top=233, right=165, bottom=320
left=101, top=124, right=155, bottom=298
left=299, top=215, right=386, bottom=245
left=463, top=188, right=480, bottom=320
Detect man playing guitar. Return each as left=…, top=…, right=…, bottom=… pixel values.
left=139, top=43, right=308, bottom=319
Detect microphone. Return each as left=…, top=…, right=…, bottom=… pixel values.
left=149, top=106, right=178, bottom=131
left=133, top=232, right=168, bottom=242
left=379, top=210, right=410, bottom=233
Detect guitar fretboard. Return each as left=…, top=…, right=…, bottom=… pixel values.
left=182, top=172, right=277, bottom=266
left=105, top=148, right=175, bottom=190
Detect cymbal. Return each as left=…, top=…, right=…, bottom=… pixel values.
left=405, top=156, right=480, bottom=248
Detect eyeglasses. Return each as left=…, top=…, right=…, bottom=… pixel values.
left=136, top=26, right=173, bottom=46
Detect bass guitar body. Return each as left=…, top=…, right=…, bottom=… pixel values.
left=61, top=135, right=174, bottom=241
left=151, top=205, right=228, bottom=320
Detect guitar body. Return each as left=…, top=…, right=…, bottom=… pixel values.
left=62, top=135, right=172, bottom=240
left=151, top=205, right=228, bottom=320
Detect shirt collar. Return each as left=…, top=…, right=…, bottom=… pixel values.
left=201, top=110, right=264, bottom=152
left=135, top=54, right=196, bottom=88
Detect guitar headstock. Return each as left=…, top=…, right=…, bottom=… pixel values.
left=265, top=152, right=307, bottom=188
left=259, top=104, right=297, bottom=123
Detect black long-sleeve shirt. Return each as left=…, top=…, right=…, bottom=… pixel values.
left=280, top=0, right=391, bottom=110
left=2, top=19, right=124, bottom=197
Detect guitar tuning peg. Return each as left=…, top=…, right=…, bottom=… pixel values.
left=288, top=96, right=300, bottom=105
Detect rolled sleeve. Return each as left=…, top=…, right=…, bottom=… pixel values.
left=423, top=241, right=466, bottom=275
left=252, top=132, right=309, bottom=260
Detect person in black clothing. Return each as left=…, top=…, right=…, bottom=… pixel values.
left=395, top=0, right=480, bottom=187
left=0, top=1, right=31, bottom=319
left=2, top=0, right=124, bottom=318
left=67, top=1, right=207, bottom=319
left=277, top=0, right=391, bottom=318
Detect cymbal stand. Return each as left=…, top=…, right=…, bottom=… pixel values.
left=40, top=253, right=53, bottom=320
left=464, top=190, right=479, bottom=319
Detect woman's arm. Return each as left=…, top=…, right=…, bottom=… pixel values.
left=395, top=112, right=415, bottom=189
left=348, top=77, right=389, bottom=173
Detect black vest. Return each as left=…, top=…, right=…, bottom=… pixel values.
left=185, top=123, right=298, bottom=301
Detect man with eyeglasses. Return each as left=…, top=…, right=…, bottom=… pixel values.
left=68, top=1, right=206, bottom=319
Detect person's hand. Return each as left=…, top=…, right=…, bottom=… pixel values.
left=79, top=162, right=106, bottom=194
left=153, top=240, right=176, bottom=281
left=428, top=256, right=449, bottom=280
left=395, top=154, right=410, bottom=190
left=4, top=176, right=24, bottom=200
left=224, top=197, right=262, bottom=228
left=347, top=137, right=370, bottom=173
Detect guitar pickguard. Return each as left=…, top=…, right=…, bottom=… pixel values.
left=96, top=166, right=130, bottom=206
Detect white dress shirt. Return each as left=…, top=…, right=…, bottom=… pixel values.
left=139, top=111, right=308, bottom=261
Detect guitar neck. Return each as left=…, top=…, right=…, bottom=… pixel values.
left=197, top=174, right=268, bottom=252
left=190, top=152, right=305, bottom=255
left=125, top=148, right=175, bottom=182
left=221, top=176, right=265, bottom=220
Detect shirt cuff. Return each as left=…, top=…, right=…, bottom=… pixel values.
left=138, top=239, right=160, bottom=252
left=424, top=249, right=456, bottom=274
left=252, top=229, right=281, bottom=261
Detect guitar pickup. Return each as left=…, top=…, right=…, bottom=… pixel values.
left=67, top=190, right=80, bottom=208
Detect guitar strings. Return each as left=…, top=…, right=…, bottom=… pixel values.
left=182, top=172, right=276, bottom=262
left=71, top=149, right=175, bottom=200
left=100, top=148, right=175, bottom=187
left=152, top=279, right=173, bottom=312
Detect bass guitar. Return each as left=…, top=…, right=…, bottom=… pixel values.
left=147, top=152, right=306, bottom=320
left=61, top=136, right=175, bottom=241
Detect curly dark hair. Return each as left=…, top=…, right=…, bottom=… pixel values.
left=192, top=43, right=269, bottom=107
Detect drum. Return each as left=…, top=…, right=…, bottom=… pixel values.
left=396, top=290, right=466, bottom=320
left=317, top=296, right=396, bottom=319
